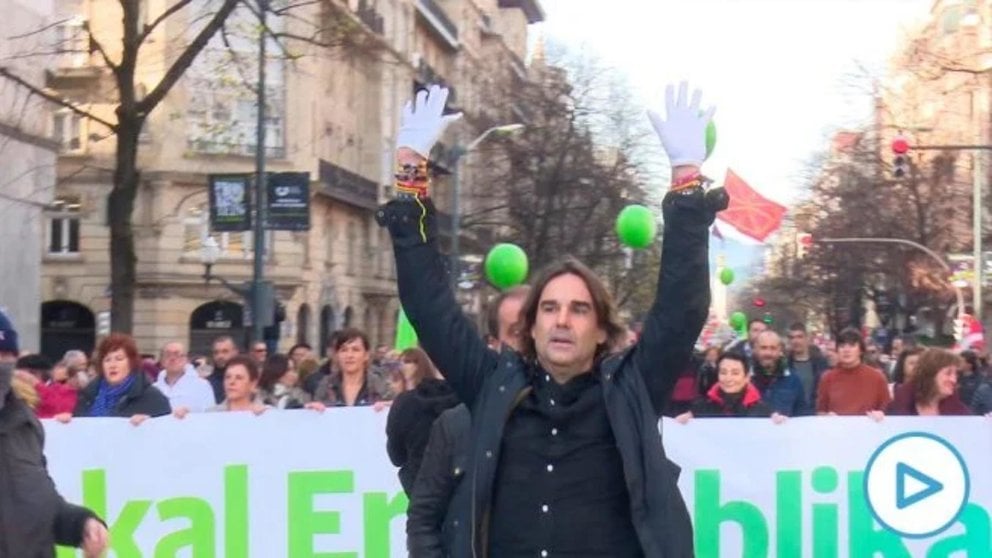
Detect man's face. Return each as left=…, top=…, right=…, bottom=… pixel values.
left=497, top=296, right=525, bottom=351
left=755, top=332, right=782, bottom=369
left=748, top=322, right=768, bottom=344
left=891, top=338, right=904, bottom=355
left=250, top=342, right=268, bottom=363
left=212, top=340, right=237, bottom=368
left=837, top=342, right=862, bottom=367
left=530, top=273, right=606, bottom=377
left=787, top=329, right=808, bottom=355
left=161, top=343, right=187, bottom=374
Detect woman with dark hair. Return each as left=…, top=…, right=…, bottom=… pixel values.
left=208, top=355, right=268, bottom=414
left=675, top=352, right=782, bottom=422
left=309, top=328, right=386, bottom=408
left=258, top=354, right=309, bottom=409
left=890, top=346, right=924, bottom=394
left=386, top=347, right=459, bottom=494
left=59, top=333, right=170, bottom=425
left=887, top=348, right=972, bottom=416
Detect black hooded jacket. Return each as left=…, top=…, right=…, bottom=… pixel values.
left=386, top=378, right=460, bottom=493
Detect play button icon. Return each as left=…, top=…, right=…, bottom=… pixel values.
left=896, top=462, right=943, bottom=509
left=865, top=433, right=969, bottom=538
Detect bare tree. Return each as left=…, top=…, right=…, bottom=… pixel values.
left=461, top=46, right=664, bottom=319
left=0, top=0, right=382, bottom=333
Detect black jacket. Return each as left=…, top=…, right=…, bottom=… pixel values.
left=690, top=384, right=772, bottom=418
left=406, top=404, right=471, bottom=557
left=0, top=388, right=100, bottom=557
left=387, top=378, right=460, bottom=494
left=73, top=371, right=171, bottom=418
left=378, top=188, right=715, bottom=558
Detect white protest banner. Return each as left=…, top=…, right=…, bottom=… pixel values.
left=44, top=412, right=991, bottom=557
left=665, top=416, right=991, bottom=558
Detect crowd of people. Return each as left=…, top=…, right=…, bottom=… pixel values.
left=667, top=318, right=992, bottom=422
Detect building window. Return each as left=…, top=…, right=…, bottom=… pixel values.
left=53, top=110, right=83, bottom=152
left=48, top=196, right=82, bottom=254
left=56, top=17, right=88, bottom=67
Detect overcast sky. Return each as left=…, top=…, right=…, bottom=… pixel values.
left=534, top=0, right=934, bottom=276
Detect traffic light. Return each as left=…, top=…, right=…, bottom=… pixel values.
left=796, top=232, right=813, bottom=259
left=892, top=136, right=910, bottom=178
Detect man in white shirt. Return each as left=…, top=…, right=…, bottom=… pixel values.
left=154, top=342, right=216, bottom=415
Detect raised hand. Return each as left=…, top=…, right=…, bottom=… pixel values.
left=648, top=81, right=716, bottom=168
left=396, top=85, right=463, bottom=158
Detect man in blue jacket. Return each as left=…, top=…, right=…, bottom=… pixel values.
left=378, top=83, right=724, bottom=557
left=751, top=330, right=807, bottom=416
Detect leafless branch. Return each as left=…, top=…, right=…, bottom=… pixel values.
left=139, top=0, right=196, bottom=45
left=138, top=0, right=241, bottom=114
left=0, top=67, right=116, bottom=130
left=83, top=22, right=119, bottom=72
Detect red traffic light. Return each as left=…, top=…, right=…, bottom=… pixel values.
left=753, top=297, right=766, bottom=308
left=798, top=233, right=813, bottom=247
left=892, top=137, right=910, bottom=154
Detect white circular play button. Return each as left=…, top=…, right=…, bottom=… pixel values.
left=864, top=432, right=970, bottom=538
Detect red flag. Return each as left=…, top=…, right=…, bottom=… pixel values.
left=717, top=170, right=787, bottom=242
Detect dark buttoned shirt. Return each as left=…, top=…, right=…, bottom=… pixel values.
left=489, top=368, right=643, bottom=557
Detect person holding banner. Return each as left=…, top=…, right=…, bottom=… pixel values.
left=377, top=83, right=724, bottom=557
left=0, top=361, right=109, bottom=557
left=674, top=352, right=785, bottom=422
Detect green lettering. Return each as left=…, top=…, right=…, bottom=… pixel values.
left=694, top=470, right=769, bottom=558
left=847, top=471, right=909, bottom=558
left=363, top=492, right=409, bottom=558
left=287, top=470, right=356, bottom=558
left=225, top=465, right=249, bottom=558
left=926, top=504, right=991, bottom=557
left=812, top=467, right=839, bottom=558
left=82, top=468, right=150, bottom=558
left=154, top=498, right=215, bottom=558
left=776, top=470, right=802, bottom=558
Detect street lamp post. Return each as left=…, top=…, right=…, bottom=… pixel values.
left=250, top=0, right=269, bottom=343
left=449, top=123, right=524, bottom=286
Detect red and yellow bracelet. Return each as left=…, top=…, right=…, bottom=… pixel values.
left=671, top=171, right=705, bottom=193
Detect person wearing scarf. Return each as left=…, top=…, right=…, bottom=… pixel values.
left=59, top=333, right=170, bottom=426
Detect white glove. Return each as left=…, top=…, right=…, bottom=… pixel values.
left=396, top=84, right=463, bottom=158
left=648, top=82, right=716, bottom=167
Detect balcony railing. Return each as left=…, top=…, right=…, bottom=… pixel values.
left=415, top=0, right=459, bottom=49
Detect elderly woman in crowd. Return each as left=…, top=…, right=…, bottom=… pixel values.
left=58, top=333, right=170, bottom=425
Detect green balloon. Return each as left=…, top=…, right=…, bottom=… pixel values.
left=394, top=307, right=418, bottom=351
left=719, top=268, right=735, bottom=286
left=616, top=205, right=657, bottom=249
left=485, top=243, right=529, bottom=289
left=706, top=119, right=717, bottom=159
left=729, top=311, right=747, bottom=331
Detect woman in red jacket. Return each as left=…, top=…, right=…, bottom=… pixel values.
left=887, top=348, right=972, bottom=416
